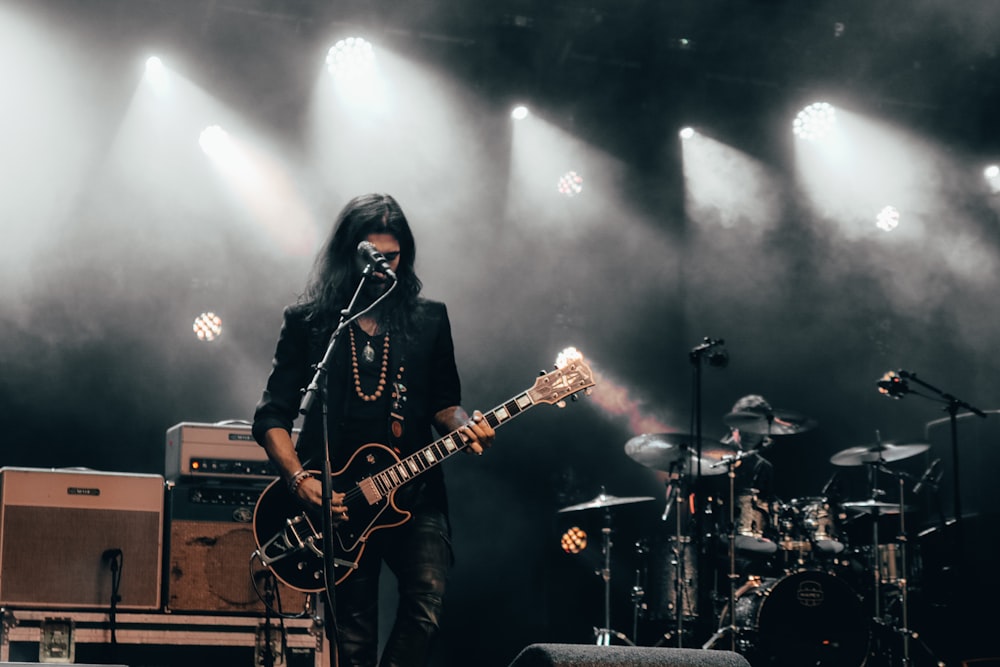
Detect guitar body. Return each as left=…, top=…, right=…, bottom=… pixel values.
left=253, top=443, right=411, bottom=592
left=252, top=349, right=595, bottom=591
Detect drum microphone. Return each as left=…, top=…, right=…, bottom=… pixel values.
left=913, top=458, right=942, bottom=494
left=357, top=241, right=397, bottom=281
left=876, top=370, right=909, bottom=399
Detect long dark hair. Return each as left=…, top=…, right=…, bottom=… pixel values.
left=300, top=193, right=422, bottom=333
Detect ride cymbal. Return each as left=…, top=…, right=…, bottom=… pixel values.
left=723, top=409, right=817, bottom=435
left=624, top=433, right=735, bottom=476
left=558, top=493, right=655, bottom=513
left=829, top=442, right=930, bottom=467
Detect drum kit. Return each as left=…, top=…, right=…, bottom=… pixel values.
left=558, top=410, right=941, bottom=666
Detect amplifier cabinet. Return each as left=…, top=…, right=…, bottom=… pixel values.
left=0, top=467, right=164, bottom=610
left=164, top=480, right=311, bottom=615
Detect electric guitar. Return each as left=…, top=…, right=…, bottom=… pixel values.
left=252, top=348, right=596, bottom=591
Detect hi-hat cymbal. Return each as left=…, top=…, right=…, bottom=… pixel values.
left=558, top=493, right=655, bottom=513
left=830, top=441, right=930, bottom=467
left=624, top=433, right=735, bottom=476
left=842, top=499, right=914, bottom=515
left=723, top=409, right=817, bottom=435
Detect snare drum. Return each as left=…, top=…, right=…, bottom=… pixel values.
left=718, top=570, right=870, bottom=667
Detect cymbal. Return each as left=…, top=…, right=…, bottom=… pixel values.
left=830, top=441, right=930, bottom=467
left=624, top=433, right=735, bottom=476
left=723, top=409, right=817, bottom=435
left=842, top=499, right=914, bottom=515
left=558, top=493, right=655, bottom=513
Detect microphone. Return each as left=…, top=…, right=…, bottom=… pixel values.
left=876, top=370, right=909, bottom=399
left=357, top=241, right=397, bottom=281
left=913, top=458, right=942, bottom=495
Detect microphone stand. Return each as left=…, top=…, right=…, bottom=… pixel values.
left=898, top=370, right=986, bottom=560
left=687, top=337, right=726, bottom=643
left=298, top=267, right=397, bottom=661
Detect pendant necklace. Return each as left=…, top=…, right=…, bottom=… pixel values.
left=362, top=339, right=376, bottom=364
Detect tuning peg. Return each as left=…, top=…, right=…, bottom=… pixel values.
left=538, top=369, right=547, bottom=376
left=556, top=400, right=567, bottom=409
left=570, top=394, right=579, bottom=402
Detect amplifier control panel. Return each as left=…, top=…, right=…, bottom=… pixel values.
left=164, top=421, right=299, bottom=481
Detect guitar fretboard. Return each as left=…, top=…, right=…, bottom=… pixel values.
left=365, top=391, right=535, bottom=498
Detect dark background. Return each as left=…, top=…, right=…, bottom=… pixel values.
left=1, top=1, right=999, bottom=665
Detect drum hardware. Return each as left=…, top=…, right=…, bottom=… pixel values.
left=558, top=487, right=652, bottom=646
left=701, top=444, right=770, bottom=653
left=625, top=433, right=720, bottom=646
left=841, top=438, right=932, bottom=667
left=625, top=431, right=737, bottom=646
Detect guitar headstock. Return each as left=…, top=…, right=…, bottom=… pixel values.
left=527, top=347, right=596, bottom=406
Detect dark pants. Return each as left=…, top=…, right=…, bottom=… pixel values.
left=328, top=511, right=452, bottom=667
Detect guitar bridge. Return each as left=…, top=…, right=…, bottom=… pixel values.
left=255, top=513, right=323, bottom=567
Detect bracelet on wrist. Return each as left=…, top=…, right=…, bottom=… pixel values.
left=287, top=468, right=310, bottom=494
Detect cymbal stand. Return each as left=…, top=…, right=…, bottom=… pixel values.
left=700, top=450, right=752, bottom=652
left=594, top=506, right=634, bottom=647
left=862, top=461, right=895, bottom=632
left=893, top=472, right=913, bottom=666
left=660, top=459, right=691, bottom=647
left=869, top=465, right=925, bottom=667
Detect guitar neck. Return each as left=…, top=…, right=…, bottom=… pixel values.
left=368, top=390, right=536, bottom=495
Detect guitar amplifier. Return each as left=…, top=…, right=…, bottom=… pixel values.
left=164, top=421, right=298, bottom=482
left=0, top=467, right=164, bottom=610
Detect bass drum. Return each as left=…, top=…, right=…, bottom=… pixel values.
left=727, top=570, right=870, bottom=666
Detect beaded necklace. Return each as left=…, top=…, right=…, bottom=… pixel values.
left=349, top=325, right=390, bottom=402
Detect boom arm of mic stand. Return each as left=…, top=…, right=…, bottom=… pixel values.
left=897, top=370, right=987, bottom=575
left=901, top=371, right=988, bottom=419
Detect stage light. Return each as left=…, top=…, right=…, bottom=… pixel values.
left=326, top=37, right=375, bottom=79
left=679, top=127, right=695, bottom=140
left=144, top=55, right=168, bottom=93
left=511, top=105, right=529, bottom=120
left=557, top=170, right=583, bottom=197
left=198, top=125, right=230, bottom=156
left=985, top=164, right=1000, bottom=194
left=560, top=526, right=587, bottom=554
left=145, top=56, right=164, bottom=76
left=793, top=102, right=837, bottom=141
left=875, top=205, right=900, bottom=232
left=193, top=312, right=223, bottom=341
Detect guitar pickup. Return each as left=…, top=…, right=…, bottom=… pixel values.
left=358, top=477, right=382, bottom=504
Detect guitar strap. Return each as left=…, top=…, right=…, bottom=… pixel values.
left=388, top=332, right=407, bottom=442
